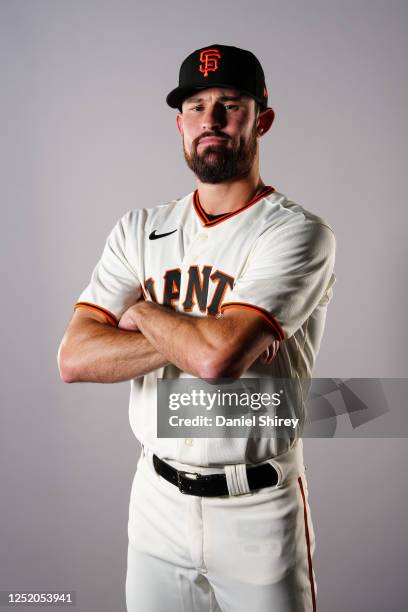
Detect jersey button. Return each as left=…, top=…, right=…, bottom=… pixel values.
left=184, top=438, right=194, bottom=447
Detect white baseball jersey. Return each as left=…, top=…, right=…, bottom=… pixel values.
left=75, top=186, right=336, bottom=466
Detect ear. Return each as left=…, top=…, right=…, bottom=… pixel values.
left=176, top=112, right=184, bottom=135
left=257, top=107, right=275, bottom=137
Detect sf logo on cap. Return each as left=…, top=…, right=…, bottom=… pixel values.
left=199, top=48, right=221, bottom=77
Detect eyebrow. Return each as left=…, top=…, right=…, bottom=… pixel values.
left=185, top=95, right=243, bottom=104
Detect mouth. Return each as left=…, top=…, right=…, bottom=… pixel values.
left=198, top=136, right=229, bottom=146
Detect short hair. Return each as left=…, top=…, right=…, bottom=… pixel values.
left=255, top=101, right=267, bottom=115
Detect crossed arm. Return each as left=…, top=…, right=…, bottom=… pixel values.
left=58, top=301, right=279, bottom=384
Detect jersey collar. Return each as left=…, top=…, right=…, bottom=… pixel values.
left=193, top=185, right=275, bottom=227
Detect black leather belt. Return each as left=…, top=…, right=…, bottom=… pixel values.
left=152, top=454, right=279, bottom=497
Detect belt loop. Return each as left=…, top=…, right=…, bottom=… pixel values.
left=225, top=464, right=251, bottom=496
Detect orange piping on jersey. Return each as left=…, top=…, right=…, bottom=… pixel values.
left=74, top=302, right=118, bottom=327
left=193, top=190, right=210, bottom=224
left=220, top=301, right=285, bottom=341
left=193, top=186, right=275, bottom=227
left=298, top=476, right=317, bottom=612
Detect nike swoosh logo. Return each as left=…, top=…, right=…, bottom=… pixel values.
left=149, top=229, right=178, bottom=240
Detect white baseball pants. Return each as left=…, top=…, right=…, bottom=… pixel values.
left=126, top=440, right=316, bottom=612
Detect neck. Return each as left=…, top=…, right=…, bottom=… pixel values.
left=196, top=166, right=265, bottom=215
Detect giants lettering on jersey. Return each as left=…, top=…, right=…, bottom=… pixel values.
left=144, top=265, right=234, bottom=316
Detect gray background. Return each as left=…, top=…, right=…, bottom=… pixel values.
left=1, top=0, right=407, bottom=610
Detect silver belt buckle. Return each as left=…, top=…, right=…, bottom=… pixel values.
left=177, top=470, right=200, bottom=494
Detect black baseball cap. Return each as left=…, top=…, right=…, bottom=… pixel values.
left=166, top=44, right=268, bottom=111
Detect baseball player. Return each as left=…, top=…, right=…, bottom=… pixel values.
left=58, top=44, right=336, bottom=612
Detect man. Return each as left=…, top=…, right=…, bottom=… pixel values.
left=58, top=44, right=336, bottom=612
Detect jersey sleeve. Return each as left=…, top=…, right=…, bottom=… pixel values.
left=220, top=218, right=336, bottom=341
left=75, top=211, right=142, bottom=326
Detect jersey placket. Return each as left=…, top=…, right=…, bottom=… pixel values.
left=177, top=228, right=213, bottom=466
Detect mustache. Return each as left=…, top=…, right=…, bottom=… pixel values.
left=194, top=131, right=231, bottom=146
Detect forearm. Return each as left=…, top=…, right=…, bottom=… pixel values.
left=58, top=318, right=169, bottom=383
left=133, top=302, right=273, bottom=380
left=136, top=306, right=215, bottom=378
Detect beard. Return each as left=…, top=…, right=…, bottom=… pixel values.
left=183, top=123, right=258, bottom=184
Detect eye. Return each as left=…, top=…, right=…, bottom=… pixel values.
left=190, top=105, right=204, bottom=112
left=224, top=104, right=239, bottom=110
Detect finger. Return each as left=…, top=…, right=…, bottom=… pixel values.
left=259, top=348, right=269, bottom=363
left=118, top=316, right=136, bottom=330
left=268, top=341, right=280, bottom=362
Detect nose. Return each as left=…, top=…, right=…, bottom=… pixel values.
left=201, top=102, right=226, bottom=131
